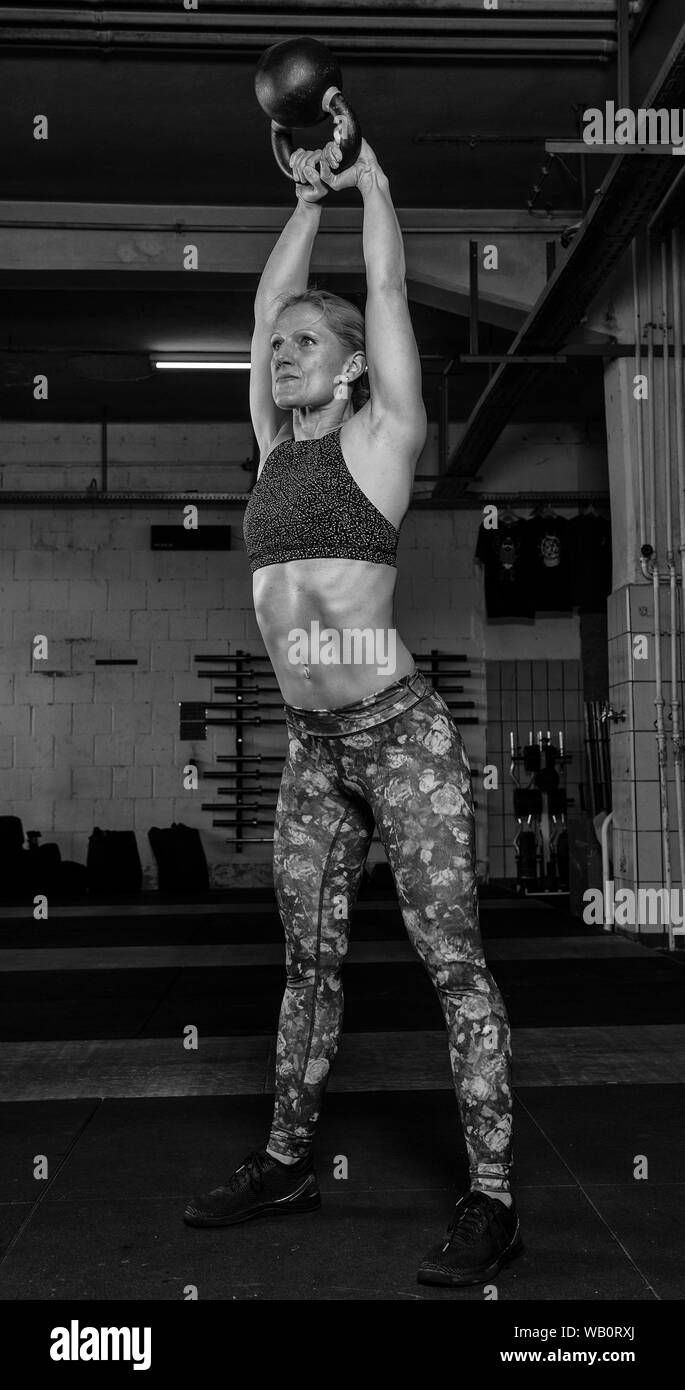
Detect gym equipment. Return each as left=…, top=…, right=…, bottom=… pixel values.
left=514, top=820, right=539, bottom=889
left=547, top=787, right=568, bottom=817
left=87, top=828, right=142, bottom=895
left=0, top=816, right=87, bottom=902
left=148, top=824, right=210, bottom=894
left=0, top=815, right=30, bottom=901
left=513, top=786, right=543, bottom=817
left=546, top=819, right=569, bottom=891
left=522, top=743, right=541, bottom=773
left=556, top=827, right=569, bottom=888
left=508, top=728, right=572, bottom=894
left=536, top=764, right=560, bottom=793
left=255, top=36, right=362, bottom=181
left=584, top=699, right=612, bottom=815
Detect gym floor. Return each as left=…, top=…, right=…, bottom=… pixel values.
left=1, top=878, right=683, bottom=1302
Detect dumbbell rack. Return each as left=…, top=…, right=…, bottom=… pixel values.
left=182, top=648, right=480, bottom=852
left=510, top=732, right=572, bottom=896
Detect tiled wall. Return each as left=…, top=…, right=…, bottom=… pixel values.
left=485, top=658, right=584, bottom=882
left=607, top=584, right=684, bottom=909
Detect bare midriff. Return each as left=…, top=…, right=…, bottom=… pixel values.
left=252, top=555, right=415, bottom=709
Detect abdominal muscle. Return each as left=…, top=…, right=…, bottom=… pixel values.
left=252, top=555, right=415, bottom=708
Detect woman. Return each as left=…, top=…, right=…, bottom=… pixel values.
left=185, top=138, right=521, bottom=1287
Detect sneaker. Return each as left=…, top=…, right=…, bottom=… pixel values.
left=183, top=1149, right=321, bottom=1228
left=417, top=1191, right=523, bottom=1287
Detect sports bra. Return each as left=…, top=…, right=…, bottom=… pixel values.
left=242, top=426, right=400, bottom=574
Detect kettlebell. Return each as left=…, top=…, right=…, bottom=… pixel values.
left=255, top=36, right=362, bottom=181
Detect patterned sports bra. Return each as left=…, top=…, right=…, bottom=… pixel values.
left=243, top=426, right=399, bottom=574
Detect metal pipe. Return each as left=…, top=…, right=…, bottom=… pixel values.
left=468, top=241, right=480, bottom=357
left=0, top=26, right=617, bottom=58
left=0, top=2, right=620, bottom=22
left=670, top=226, right=685, bottom=913
left=0, top=0, right=624, bottom=12
left=653, top=238, right=672, bottom=935
left=666, top=232, right=683, bottom=625
left=616, top=0, right=631, bottom=108
left=438, top=374, right=448, bottom=477
left=632, top=237, right=647, bottom=554
left=583, top=702, right=597, bottom=817
left=0, top=489, right=613, bottom=509
left=100, top=407, right=108, bottom=494
left=658, top=239, right=680, bottom=945
left=646, top=244, right=657, bottom=572
left=601, top=811, right=614, bottom=932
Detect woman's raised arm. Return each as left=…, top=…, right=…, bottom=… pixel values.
left=321, top=141, right=425, bottom=439
left=250, top=155, right=327, bottom=452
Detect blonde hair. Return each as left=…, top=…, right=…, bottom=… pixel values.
left=276, top=288, right=370, bottom=413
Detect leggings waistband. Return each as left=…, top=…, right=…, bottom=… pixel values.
left=284, top=668, right=430, bottom=738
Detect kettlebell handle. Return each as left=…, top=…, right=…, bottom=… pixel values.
left=270, top=89, right=362, bottom=182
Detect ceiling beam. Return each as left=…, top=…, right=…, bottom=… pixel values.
left=0, top=203, right=579, bottom=235
left=405, top=279, right=528, bottom=333
left=434, top=15, right=685, bottom=497
left=0, top=201, right=556, bottom=321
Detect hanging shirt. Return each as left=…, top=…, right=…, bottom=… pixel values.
left=475, top=517, right=535, bottom=619
left=567, top=512, right=612, bottom=612
left=525, top=513, right=573, bottom=611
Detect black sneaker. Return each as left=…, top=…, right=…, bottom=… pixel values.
left=417, top=1191, right=523, bottom=1287
left=183, top=1149, right=320, bottom=1228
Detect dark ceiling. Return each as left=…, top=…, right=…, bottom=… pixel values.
left=0, top=52, right=611, bottom=208
left=0, top=0, right=681, bottom=425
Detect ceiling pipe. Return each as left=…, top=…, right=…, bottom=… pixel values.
left=0, top=4, right=620, bottom=57
left=0, top=3, right=619, bottom=32
left=55, top=0, right=625, bottom=11
left=660, top=233, right=684, bottom=925
left=654, top=238, right=673, bottom=938
left=0, top=34, right=616, bottom=59
left=0, top=5, right=618, bottom=24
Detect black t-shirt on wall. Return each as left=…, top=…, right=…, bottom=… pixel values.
left=475, top=518, right=535, bottom=619
left=525, top=513, right=573, bottom=611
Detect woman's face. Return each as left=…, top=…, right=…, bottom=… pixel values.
left=270, top=304, right=362, bottom=411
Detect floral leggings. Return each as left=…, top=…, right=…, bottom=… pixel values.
left=269, top=668, right=513, bottom=1194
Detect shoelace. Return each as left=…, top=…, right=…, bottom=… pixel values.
left=442, top=1195, right=492, bottom=1251
left=228, top=1151, right=267, bottom=1195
